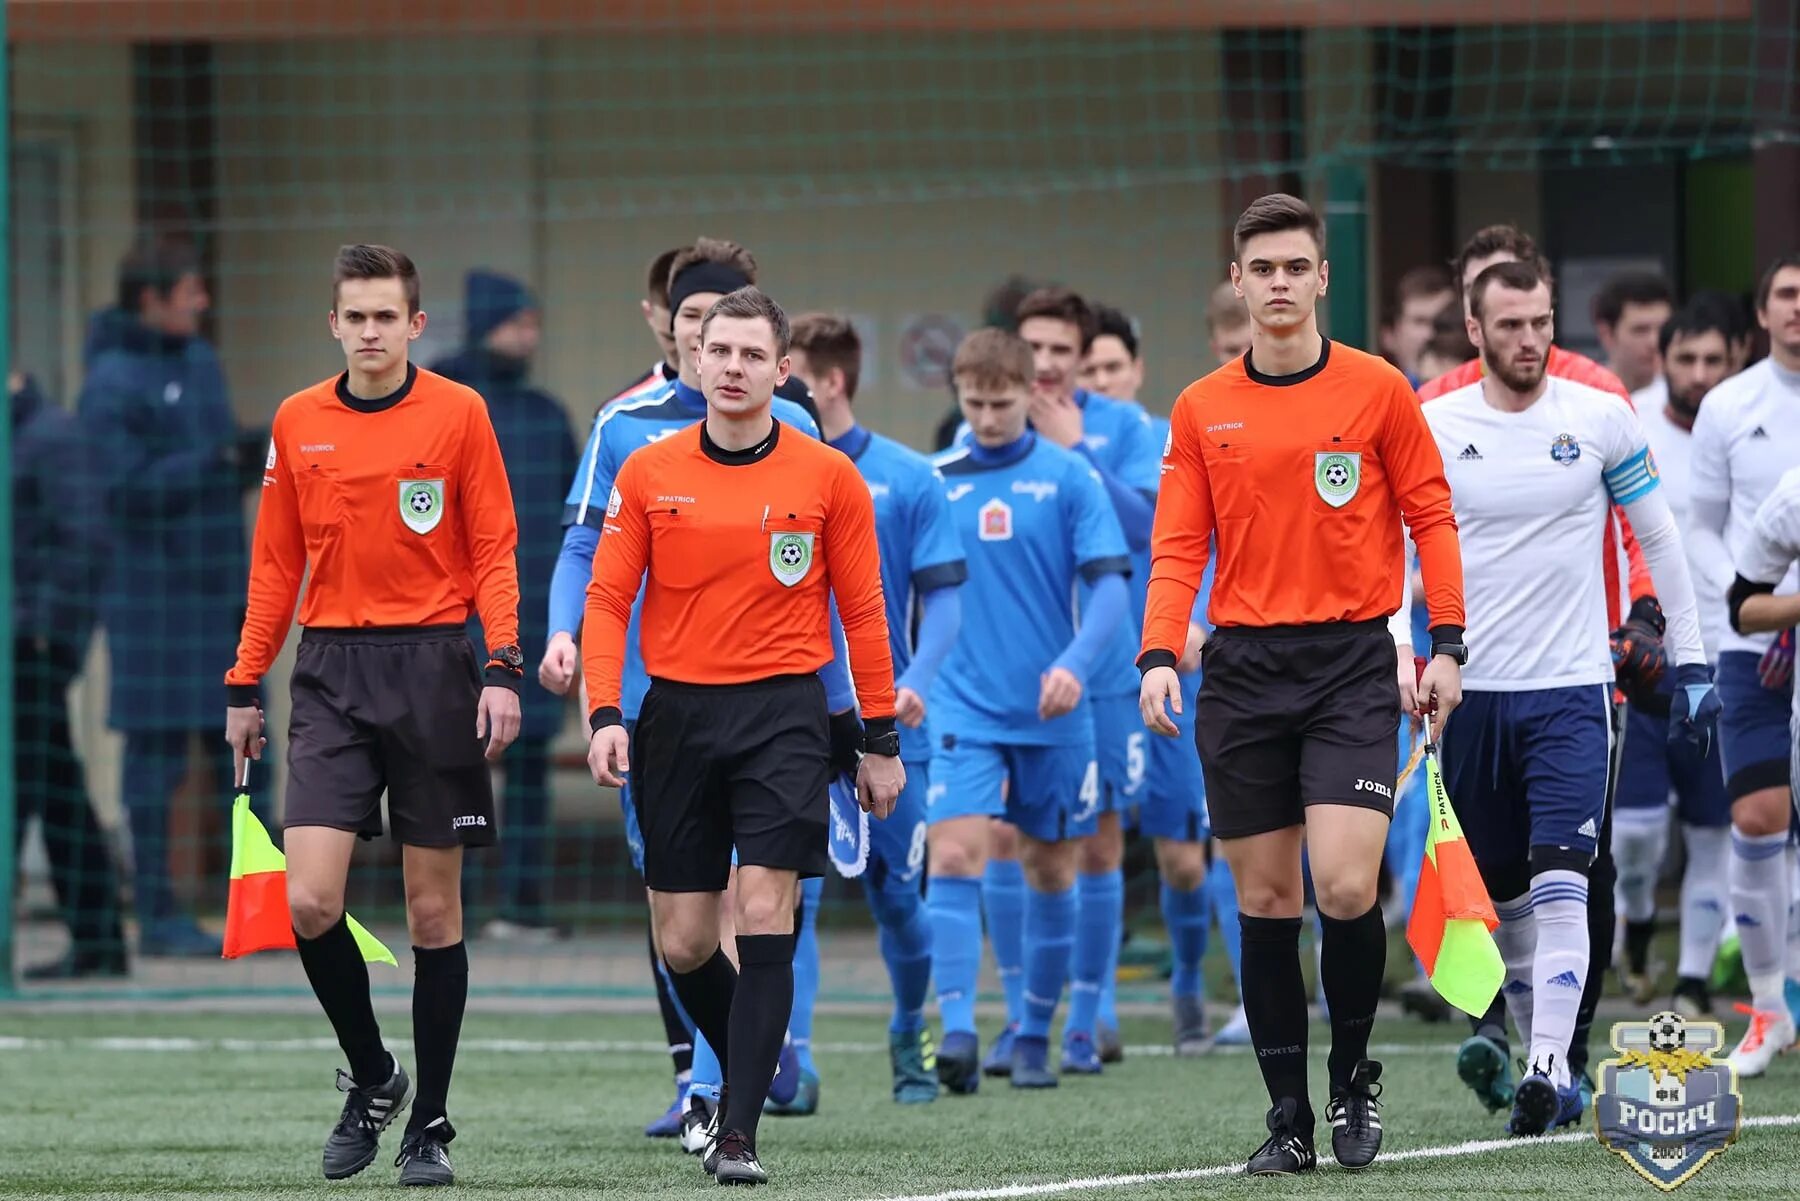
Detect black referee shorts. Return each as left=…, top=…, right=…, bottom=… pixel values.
left=1195, top=618, right=1400, bottom=840
left=284, top=625, right=496, bottom=848
left=632, top=673, right=831, bottom=892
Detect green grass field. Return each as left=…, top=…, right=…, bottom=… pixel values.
left=1, top=1006, right=1795, bottom=1199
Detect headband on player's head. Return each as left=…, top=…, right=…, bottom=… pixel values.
left=667, top=261, right=752, bottom=319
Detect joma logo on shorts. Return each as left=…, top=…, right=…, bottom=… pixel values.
left=452, top=815, right=488, bottom=829
left=1354, top=779, right=1393, bottom=799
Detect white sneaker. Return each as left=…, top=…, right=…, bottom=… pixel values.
left=1725, top=1003, right=1796, bottom=1079
left=1213, top=1004, right=1252, bottom=1046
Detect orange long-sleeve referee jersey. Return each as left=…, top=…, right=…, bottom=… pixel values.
left=225, top=364, right=521, bottom=700
left=583, top=417, right=895, bottom=725
left=1140, top=340, right=1466, bottom=666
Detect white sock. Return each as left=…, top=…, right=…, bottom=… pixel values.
left=1614, top=808, right=1670, bottom=925
left=1492, top=893, right=1537, bottom=1052
left=1677, top=824, right=1730, bottom=980
left=1788, top=852, right=1800, bottom=988
left=1730, top=828, right=1793, bottom=1012
left=1527, top=870, right=1590, bottom=1090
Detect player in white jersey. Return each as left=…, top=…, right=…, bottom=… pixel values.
left=1614, top=303, right=1739, bottom=1018
left=1699, top=253, right=1800, bottom=1073
left=1421, top=260, right=1719, bottom=1137
left=1687, top=253, right=1800, bottom=1075
left=1728, top=463, right=1800, bottom=1077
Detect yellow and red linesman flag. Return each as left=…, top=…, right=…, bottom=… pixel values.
left=1404, top=716, right=1504, bottom=1017
left=223, top=791, right=395, bottom=965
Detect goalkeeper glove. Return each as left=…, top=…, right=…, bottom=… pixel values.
left=1611, top=595, right=1668, bottom=708
left=1669, top=661, right=1722, bottom=759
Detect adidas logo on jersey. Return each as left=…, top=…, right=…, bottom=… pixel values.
left=1457, top=444, right=1483, bottom=461
left=1750, top=425, right=1770, bottom=439
left=1547, top=970, right=1582, bottom=989
left=1577, top=817, right=1598, bottom=838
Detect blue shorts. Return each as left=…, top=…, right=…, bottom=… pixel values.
left=865, top=758, right=930, bottom=890
left=1139, top=670, right=1208, bottom=842
left=926, top=735, right=1099, bottom=843
left=1716, top=650, right=1793, bottom=799
left=1092, top=692, right=1148, bottom=814
left=1614, top=693, right=1730, bottom=827
left=1439, top=685, right=1613, bottom=883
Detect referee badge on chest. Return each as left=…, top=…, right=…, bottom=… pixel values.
left=770, top=531, right=815, bottom=587
left=1314, top=451, right=1361, bottom=508
left=398, top=476, right=446, bottom=534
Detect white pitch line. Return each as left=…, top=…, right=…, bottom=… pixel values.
left=0, top=1035, right=1459, bottom=1057
left=855, top=1113, right=1800, bottom=1201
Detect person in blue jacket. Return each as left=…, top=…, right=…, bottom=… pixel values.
left=77, top=235, right=267, bottom=958
left=11, top=368, right=128, bottom=979
left=432, top=270, right=579, bottom=939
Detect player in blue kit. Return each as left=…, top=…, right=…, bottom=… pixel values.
left=538, top=238, right=837, bottom=1146
left=926, top=328, right=1131, bottom=1092
left=1083, top=307, right=1226, bottom=1055
left=781, top=312, right=967, bottom=1108
left=957, top=289, right=1159, bottom=1076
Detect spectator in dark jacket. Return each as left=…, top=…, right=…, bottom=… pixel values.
left=77, top=236, right=267, bottom=958
left=11, top=370, right=129, bottom=978
left=432, top=270, right=578, bottom=939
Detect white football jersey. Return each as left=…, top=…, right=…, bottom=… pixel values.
left=1635, top=391, right=1722, bottom=658
left=1688, top=358, right=1800, bottom=656
left=1425, top=376, right=1661, bottom=691
left=1738, top=465, right=1800, bottom=745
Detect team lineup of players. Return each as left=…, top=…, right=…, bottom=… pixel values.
left=230, top=202, right=1800, bottom=1184
left=541, top=212, right=1800, bottom=1179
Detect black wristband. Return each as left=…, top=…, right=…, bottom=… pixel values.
left=1136, top=649, right=1178, bottom=674
left=226, top=682, right=261, bottom=708
left=1427, top=624, right=1466, bottom=649
left=483, top=663, right=523, bottom=692
left=862, top=716, right=900, bottom=756
left=590, top=705, right=623, bottom=734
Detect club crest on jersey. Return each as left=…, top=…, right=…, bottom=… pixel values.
left=1314, top=451, right=1361, bottom=508
left=1162, top=427, right=1173, bottom=458
left=979, top=497, right=1013, bottom=541
left=770, top=532, right=815, bottom=587
left=1551, top=433, right=1582, bottom=465
left=606, top=486, right=622, bottom=519
left=398, top=478, right=445, bottom=534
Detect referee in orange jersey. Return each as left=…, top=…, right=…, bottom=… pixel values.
left=224, top=245, right=523, bottom=1187
left=584, top=286, right=903, bottom=1186
left=1138, top=195, right=1466, bottom=1176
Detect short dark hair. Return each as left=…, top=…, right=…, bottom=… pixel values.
left=1685, top=288, right=1755, bottom=343
left=117, top=233, right=201, bottom=312
left=1389, top=265, right=1455, bottom=322
left=789, top=312, right=863, bottom=400
left=1091, top=304, right=1140, bottom=359
left=952, top=327, right=1033, bottom=395
left=1452, top=225, right=1550, bottom=294
left=1015, top=286, right=1098, bottom=352
left=980, top=275, right=1045, bottom=332
left=1659, top=298, right=1737, bottom=356
left=700, top=285, right=790, bottom=356
left=333, top=244, right=420, bottom=314
left=1232, top=193, right=1325, bottom=260
left=1756, top=251, right=1800, bottom=311
left=646, top=246, right=685, bottom=308
left=668, top=237, right=758, bottom=296
left=1469, top=259, right=1550, bottom=321
left=1592, top=270, right=1673, bottom=330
